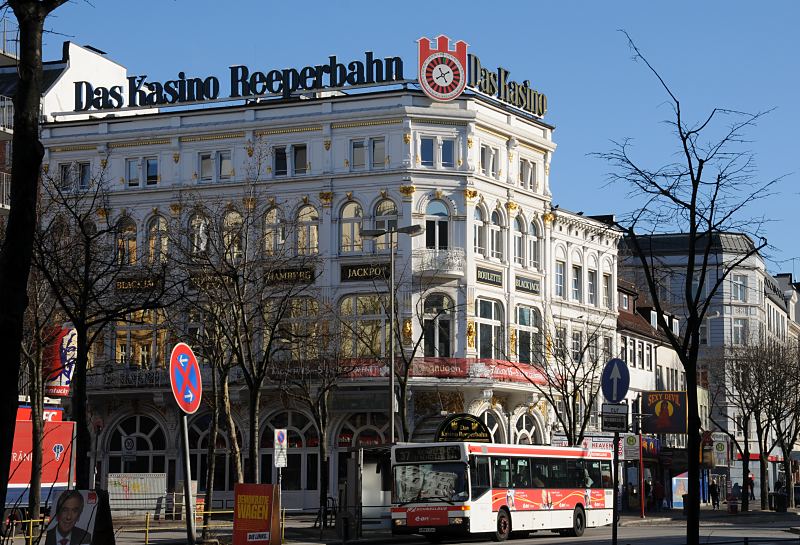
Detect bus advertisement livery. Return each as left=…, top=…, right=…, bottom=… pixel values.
left=391, top=442, right=613, bottom=541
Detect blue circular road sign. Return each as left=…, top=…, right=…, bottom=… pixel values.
left=601, top=358, right=630, bottom=404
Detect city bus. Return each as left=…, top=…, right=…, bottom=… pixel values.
left=391, top=442, right=614, bottom=541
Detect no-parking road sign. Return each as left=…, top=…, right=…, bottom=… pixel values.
left=169, top=343, right=203, bottom=414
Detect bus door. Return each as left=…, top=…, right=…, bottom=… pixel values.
left=468, top=455, right=494, bottom=532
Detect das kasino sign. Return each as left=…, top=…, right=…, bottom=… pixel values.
left=73, top=35, right=547, bottom=117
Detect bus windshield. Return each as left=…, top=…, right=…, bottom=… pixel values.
left=393, top=463, right=468, bottom=503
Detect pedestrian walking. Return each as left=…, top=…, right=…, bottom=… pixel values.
left=653, top=480, right=665, bottom=512
left=732, top=482, right=742, bottom=500
left=748, top=475, right=756, bottom=500
left=709, top=481, right=720, bottom=510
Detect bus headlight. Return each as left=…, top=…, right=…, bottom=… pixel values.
left=393, top=519, right=406, bottom=526
left=451, top=517, right=463, bottom=525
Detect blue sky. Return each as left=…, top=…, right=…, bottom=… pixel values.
left=39, top=1, right=799, bottom=273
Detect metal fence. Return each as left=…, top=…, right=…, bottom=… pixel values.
left=0, top=18, right=16, bottom=59
left=0, top=95, right=12, bottom=132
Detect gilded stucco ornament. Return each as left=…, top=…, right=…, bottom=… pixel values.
left=463, top=188, right=478, bottom=201
left=466, top=321, right=476, bottom=349
left=399, top=185, right=416, bottom=197
left=402, top=319, right=413, bottom=344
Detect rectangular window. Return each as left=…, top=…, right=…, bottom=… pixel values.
left=588, top=336, right=598, bottom=362
left=145, top=157, right=158, bottom=185
left=199, top=153, right=213, bottom=181
left=59, top=164, right=71, bottom=189
left=621, top=294, right=629, bottom=310
left=733, top=318, right=747, bottom=345
left=699, top=324, right=708, bottom=345
left=293, top=145, right=307, bottom=175
left=76, top=162, right=91, bottom=189
left=491, top=457, right=511, bottom=488
left=588, top=270, right=597, bottom=305
left=126, top=159, right=140, bottom=187
left=572, top=265, right=582, bottom=301
left=274, top=147, right=287, bottom=176
left=555, top=261, right=565, bottom=298
left=351, top=141, right=365, bottom=169
left=645, top=343, right=652, bottom=371
left=480, top=145, right=496, bottom=176
left=637, top=341, right=644, bottom=369
left=603, top=274, right=612, bottom=308
left=420, top=137, right=434, bottom=167
left=470, top=456, right=491, bottom=499
left=219, top=150, right=233, bottom=178
left=555, top=327, right=567, bottom=359
left=371, top=138, right=385, bottom=168
left=732, top=274, right=747, bottom=302
left=571, top=331, right=583, bottom=362
left=441, top=139, right=455, bottom=168
left=603, top=336, right=613, bottom=360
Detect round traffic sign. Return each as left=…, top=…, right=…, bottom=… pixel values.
left=601, top=358, right=630, bottom=404
left=169, top=343, right=203, bottom=414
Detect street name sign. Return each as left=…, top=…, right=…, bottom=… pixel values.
left=601, top=403, right=628, bottom=432
left=169, top=343, right=203, bottom=414
left=601, top=358, right=630, bottom=404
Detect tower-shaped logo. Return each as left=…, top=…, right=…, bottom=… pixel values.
left=417, top=35, right=468, bottom=102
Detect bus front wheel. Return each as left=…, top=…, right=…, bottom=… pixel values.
left=492, top=508, right=511, bottom=542
left=567, top=506, right=585, bottom=537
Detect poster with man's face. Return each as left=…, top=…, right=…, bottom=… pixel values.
left=45, top=490, right=98, bottom=545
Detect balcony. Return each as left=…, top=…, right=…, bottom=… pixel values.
left=412, top=247, right=465, bottom=277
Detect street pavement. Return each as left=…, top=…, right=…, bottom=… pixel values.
left=109, top=504, right=800, bottom=545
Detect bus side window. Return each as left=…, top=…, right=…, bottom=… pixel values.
left=491, top=457, right=511, bottom=488
left=470, top=456, right=491, bottom=499
left=549, top=459, right=567, bottom=488
left=531, top=459, right=548, bottom=488
left=586, top=460, right=603, bottom=489
left=511, top=457, right=531, bottom=488
left=600, top=461, right=613, bottom=488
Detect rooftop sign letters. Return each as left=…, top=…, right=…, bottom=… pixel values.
left=73, top=37, right=547, bottom=117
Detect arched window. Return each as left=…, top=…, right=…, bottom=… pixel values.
left=489, top=211, right=503, bottom=260
left=147, top=216, right=168, bottom=264
left=339, top=294, right=387, bottom=357
left=116, top=216, right=137, bottom=265
left=297, top=205, right=319, bottom=255
left=107, top=415, right=166, bottom=474
left=223, top=210, right=244, bottom=261
left=189, top=214, right=209, bottom=256
left=514, top=413, right=543, bottom=445
left=528, top=221, right=541, bottom=269
left=476, top=298, right=504, bottom=360
left=423, top=294, right=453, bottom=357
left=261, top=410, right=319, bottom=490
left=264, top=207, right=285, bottom=255
left=425, top=200, right=449, bottom=250
left=337, top=412, right=390, bottom=448
left=513, top=216, right=525, bottom=265
left=188, top=413, right=242, bottom=493
left=473, top=208, right=486, bottom=256
left=374, top=200, right=397, bottom=251
left=516, top=305, right=543, bottom=364
left=479, top=410, right=504, bottom=443
left=340, top=202, right=363, bottom=254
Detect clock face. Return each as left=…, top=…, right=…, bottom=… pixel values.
left=420, top=51, right=466, bottom=101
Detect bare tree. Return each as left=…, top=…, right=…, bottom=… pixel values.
left=0, top=0, right=67, bottom=509
left=34, top=173, right=179, bottom=487
left=595, top=32, right=779, bottom=544
left=169, top=190, right=320, bottom=483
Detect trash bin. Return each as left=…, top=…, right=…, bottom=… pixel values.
left=727, top=496, right=739, bottom=514
left=336, top=511, right=355, bottom=542
left=776, top=493, right=788, bottom=513
left=682, top=494, right=689, bottom=515
left=768, top=492, right=776, bottom=511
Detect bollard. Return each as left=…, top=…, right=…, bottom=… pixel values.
left=145, top=512, right=151, bottom=545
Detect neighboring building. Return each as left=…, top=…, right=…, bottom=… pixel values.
left=40, top=39, right=621, bottom=509
left=621, top=232, right=794, bottom=495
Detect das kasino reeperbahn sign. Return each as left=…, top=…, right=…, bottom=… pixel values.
left=73, top=35, right=547, bottom=118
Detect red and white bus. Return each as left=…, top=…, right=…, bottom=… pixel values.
left=391, top=442, right=614, bottom=541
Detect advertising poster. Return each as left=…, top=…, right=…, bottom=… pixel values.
left=45, top=490, right=99, bottom=545
left=642, top=391, right=687, bottom=434
left=44, top=325, right=78, bottom=397
left=233, top=483, right=280, bottom=545
left=8, top=420, right=74, bottom=506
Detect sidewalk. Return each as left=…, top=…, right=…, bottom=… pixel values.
left=619, top=501, right=800, bottom=527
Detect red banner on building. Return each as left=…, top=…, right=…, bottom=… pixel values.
left=233, top=483, right=281, bottom=545
left=641, top=391, right=687, bottom=434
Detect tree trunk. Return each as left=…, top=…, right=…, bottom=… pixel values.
left=397, top=377, right=408, bottom=442
left=686, top=373, right=701, bottom=544
left=758, top=452, right=768, bottom=510
left=783, top=456, right=793, bottom=508
left=221, top=376, right=243, bottom=483
left=0, top=1, right=55, bottom=509
left=28, top=342, right=43, bottom=523
left=247, top=387, right=261, bottom=483
left=202, top=365, right=219, bottom=542
left=318, top=422, right=329, bottom=537
left=73, top=324, right=92, bottom=488
left=741, top=422, right=750, bottom=512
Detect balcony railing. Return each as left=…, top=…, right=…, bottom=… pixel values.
left=0, top=95, right=12, bottom=132
left=412, top=247, right=465, bottom=276
left=0, top=19, right=17, bottom=60
left=0, top=172, right=8, bottom=209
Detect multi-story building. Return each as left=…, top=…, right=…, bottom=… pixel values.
left=39, top=39, right=621, bottom=510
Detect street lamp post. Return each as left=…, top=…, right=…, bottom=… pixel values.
left=361, top=224, right=424, bottom=444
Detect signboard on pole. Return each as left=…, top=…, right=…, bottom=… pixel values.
left=623, top=434, right=640, bottom=460
left=169, top=343, right=203, bottom=415
left=274, top=429, right=288, bottom=468
left=641, top=391, right=687, bottom=434
left=233, top=483, right=281, bottom=545
left=601, top=358, right=630, bottom=404
left=601, top=403, right=628, bottom=433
